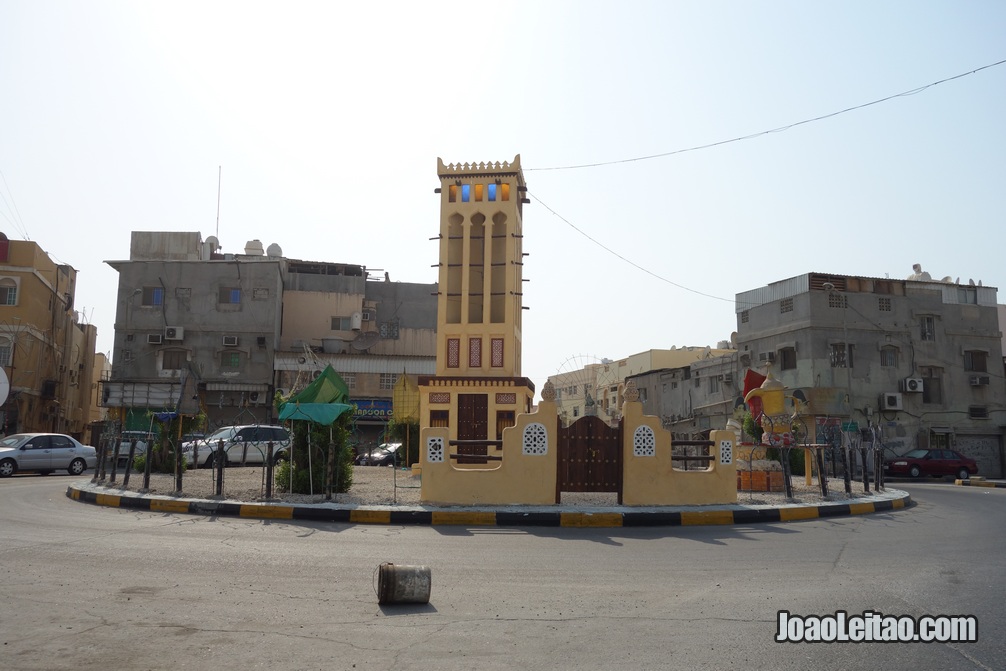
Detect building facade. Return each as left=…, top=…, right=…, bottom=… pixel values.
left=418, top=156, right=535, bottom=461
left=104, top=232, right=437, bottom=444
left=733, top=272, right=1005, bottom=477
left=0, top=234, right=99, bottom=440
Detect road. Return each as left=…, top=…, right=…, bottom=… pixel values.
left=1, top=474, right=1003, bottom=671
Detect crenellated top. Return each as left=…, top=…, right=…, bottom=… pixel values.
left=437, top=155, right=524, bottom=184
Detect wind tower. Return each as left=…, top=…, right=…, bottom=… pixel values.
left=418, top=156, right=535, bottom=462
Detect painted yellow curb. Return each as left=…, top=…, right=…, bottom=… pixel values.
left=848, top=502, right=875, bottom=515
left=151, top=499, right=191, bottom=514
left=681, top=510, right=734, bottom=525
left=431, top=511, right=497, bottom=526
left=240, top=504, right=295, bottom=519
left=95, top=493, right=122, bottom=507
left=779, top=506, right=820, bottom=522
left=560, top=512, right=623, bottom=527
left=350, top=509, right=391, bottom=524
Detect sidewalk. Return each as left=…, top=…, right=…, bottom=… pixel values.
left=66, top=480, right=913, bottom=528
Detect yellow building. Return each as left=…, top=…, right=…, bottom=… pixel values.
left=0, top=233, right=98, bottom=439
left=418, top=157, right=534, bottom=461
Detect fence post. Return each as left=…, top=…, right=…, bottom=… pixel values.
left=326, top=441, right=335, bottom=501
left=215, top=439, right=225, bottom=496
left=842, top=440, right=852, bottom=495
left=815, top=447, right=829, bottom=497
left=174, top=438, right=183, bottom=494
left=123, top=439, right=138, bottom=488
left=265, top=441, right=274, bottom=499
left=861, top=446, right=870, bottom=493
left=95, top=440, right=108, bottom=483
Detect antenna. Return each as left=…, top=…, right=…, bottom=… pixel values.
left=215, top=165, right=221, bottom=238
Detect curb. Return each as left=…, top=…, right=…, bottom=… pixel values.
left=954, top=479, right=1006, bottom=489
left=66, top=485, right=912, bottom=528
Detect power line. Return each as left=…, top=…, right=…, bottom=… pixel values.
left=527, top=58, right=1006, bottom=172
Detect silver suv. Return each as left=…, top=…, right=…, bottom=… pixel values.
left=182, top=425, right=291, bottom=468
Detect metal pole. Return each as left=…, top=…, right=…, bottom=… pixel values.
left=265, top=441, right=274, bottom=499
left=123, top=439, right=137, bottom=488
left=215, top=439, right=224, bottom=496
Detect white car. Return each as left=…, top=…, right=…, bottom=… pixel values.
left=0, top=433, right=98, bottom=477
left=182, top=425, right=291, bottom=468
left=111, top=431, right=153, bottom=468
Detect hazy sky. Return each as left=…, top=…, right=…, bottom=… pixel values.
left=3, top=1, right=1004, bottom=394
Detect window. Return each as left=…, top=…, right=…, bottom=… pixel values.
left=220, top=351, right=240, bottom=368
left=162, top=350, right=186, bottom=370
left=331, top=316, right=354, bottom=330
left=490, top=337, right=504, bottom=367
left=121, top=349, right=133, bottom=363
left=461, top=184, right=470, bottom=202
left=496, top=411, right=515, bottom=439
left=469, top=337, right=481, bottom=368
left=708, top=376, right=720, bottom=393
left=920, top=315, right=936, bottom=341
left=447, top=338, right=460, bottom=368
left=219, top=287, right=241, bottom=304
left=142, top=286, right=163, bottom=306
left=964, top=350, right=987, bottom=373
left=829, top=343, right=854, bottom=368
left=379, top=373, right=398, bottom=390
left=0, top=279, right=16, bottom=306
left=474, top=184, right=484, bottom=201
left=958, top=287, right=978, bottom=305
left=880, top=346, right=898, bottom=367
left=740, top=310, right=749, bottom=324
left=430, top=410, right=449, bottom=428
left=969, top=406, right=989, bottom=419
left=878, top=297, right=891, bottom=312
left=780, top=297, right=793, bottom=313
left=779, top=347, right=797, bottom=371
left=921, top=367, right=943, bottom=404
left=448, top=184, right=457, bottom=202
left=828, top=293, right=847, bottom=309
left=342, top=373, right=356, bottom=390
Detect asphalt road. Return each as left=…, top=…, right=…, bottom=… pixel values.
left=1, top=474, right=1002, bottom=671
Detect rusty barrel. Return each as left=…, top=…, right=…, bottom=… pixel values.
left=377, top=563, right=431, bottom=604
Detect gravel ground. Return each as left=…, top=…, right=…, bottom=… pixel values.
left=93, top=463, right=885, bottom=507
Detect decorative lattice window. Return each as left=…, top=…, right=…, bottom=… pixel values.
left=427, top=437, right=444, bottom=463
left=491, top=338, right=504, bottom=367
left=719, top=440, right=733, bottom=464
left=429, top=392, right=451, bottom=404
left=522, top=423, right=548, bottom=455
left=633, top=426, right=656, bottom=457
left=495, top=393, right=516, bottom=405
left=447, top=338, right=460, bottom=368
left=469, top=337, right=482, bottom=367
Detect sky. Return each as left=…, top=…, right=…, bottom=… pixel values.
left=2, top=1, right=1005, bottom=395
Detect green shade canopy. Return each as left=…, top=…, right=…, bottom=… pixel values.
left=277, top=365, right=353, bottom=425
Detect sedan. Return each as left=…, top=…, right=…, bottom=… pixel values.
left=0, top=433, right=98, bottom=477
left=354, top=443, right=402, bottom=467
left=883, top=448, right=977, bottom=480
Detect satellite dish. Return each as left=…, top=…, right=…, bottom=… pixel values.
left=0, top=368, right=8, bottom=407
left=350, top=331, right=381, bottom=351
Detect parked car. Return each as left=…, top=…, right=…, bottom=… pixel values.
left=0, top=433, right=98, bottom=477
left=883, top=448, right=977, bottom=479
left=111, top=430, right=154, bottom=468
left=182, top=425, right=291, bottom=468
left=354, top=442, right=402, bottom=466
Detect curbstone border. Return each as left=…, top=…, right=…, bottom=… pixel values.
left=954, top=479, right=1006, bottom=489
left=67, top=485, right=912, bottom=528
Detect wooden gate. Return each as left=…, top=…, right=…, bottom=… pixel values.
left=556, top=415, right=623, bottom=504
left=456, top=393, right=489, bottom=464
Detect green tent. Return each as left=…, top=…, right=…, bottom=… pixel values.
left=278, top=365, right=354, bottom=425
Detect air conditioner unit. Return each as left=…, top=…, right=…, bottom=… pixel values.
left=222, top=335, right=239, bottom=347
left=723, top=373, right=734, bottom=385
left=901, top=377, right=924, bottom=393
left=249, top=391, right=260, bottom=403
left=880, top=392, right=903, bottom=411
left=970, top=375, right=990, bottom=386
left=758, top=352, right=776, bottom=362
left=146, top=333, right=163, bottom=345
left=164, top=326, right=184, bottom=341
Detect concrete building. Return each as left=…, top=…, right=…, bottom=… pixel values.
left=552, top=347, right=735, bottom=428
left=104, top=232, right=437, bottom=443
left=274, top=260, right=437, bottom=446
left=732, top=271, right=1005, bottom=477
left=0, top=233, right=99, bottom=439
